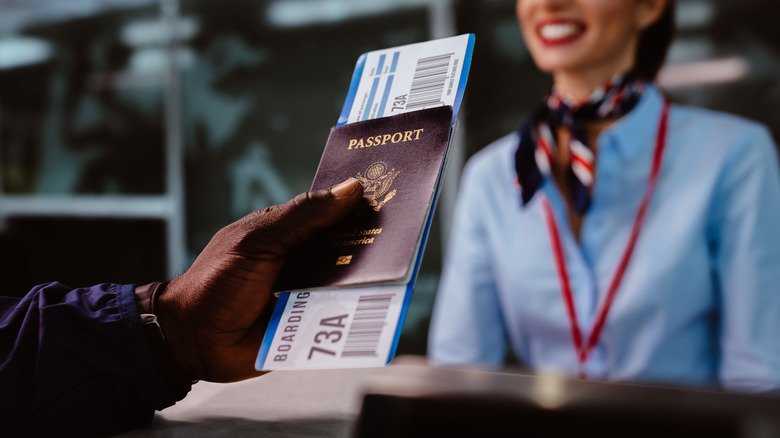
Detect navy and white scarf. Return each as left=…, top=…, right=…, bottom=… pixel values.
left=514, top=73, right=646, bottom=213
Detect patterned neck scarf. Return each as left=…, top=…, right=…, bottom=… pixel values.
left=514, top=72, right=646, bottom=213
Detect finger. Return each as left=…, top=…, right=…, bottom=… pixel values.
left=241, top=178, right=364, bottom=253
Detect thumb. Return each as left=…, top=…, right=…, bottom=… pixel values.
left=240, top=178, right=364, bottom=255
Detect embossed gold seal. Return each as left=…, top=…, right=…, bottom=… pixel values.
left=355, top=161, right=400, bottom=211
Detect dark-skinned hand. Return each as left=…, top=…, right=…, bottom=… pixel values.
left=156, top=178, right=363, bottom=382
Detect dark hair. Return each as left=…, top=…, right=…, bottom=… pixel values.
left=634, top=0, right=675, bottom=80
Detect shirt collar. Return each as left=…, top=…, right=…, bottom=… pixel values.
left=598, top=84, right=665, bottom=162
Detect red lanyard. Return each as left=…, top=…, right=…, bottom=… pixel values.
left=541, top=99, right=670, bottom=378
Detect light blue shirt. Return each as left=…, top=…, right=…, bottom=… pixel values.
left=428, top=85, right=780, bottom=392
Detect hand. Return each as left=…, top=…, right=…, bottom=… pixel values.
left=156, top=178, right=363, bottom=382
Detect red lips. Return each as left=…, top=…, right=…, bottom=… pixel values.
left=536, top=19, right=586, bottom=46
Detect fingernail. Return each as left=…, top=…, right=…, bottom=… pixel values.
left=331, top=178, right=359, bottom=198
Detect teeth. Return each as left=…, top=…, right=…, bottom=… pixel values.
left=540, top=23, right=580, bottom=40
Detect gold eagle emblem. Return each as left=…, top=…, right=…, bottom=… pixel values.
left=355, top=161, right=399, bottom=211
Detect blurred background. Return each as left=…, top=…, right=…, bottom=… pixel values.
left=0, top=0, right=778, bottom=358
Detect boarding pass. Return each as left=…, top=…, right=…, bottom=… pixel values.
left=256, top=34, right=474, bottom=371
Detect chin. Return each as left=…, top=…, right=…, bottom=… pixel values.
left=533, top=58, right=585, bottom=75
left=527, top=44, right=582, bottom=74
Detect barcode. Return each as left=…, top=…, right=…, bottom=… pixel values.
left=341, top=294, right=393, bottom=357
left=406, top=53, right=453, bottom=111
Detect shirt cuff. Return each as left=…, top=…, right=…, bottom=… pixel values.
left=117, top=284, right=192, bottom=410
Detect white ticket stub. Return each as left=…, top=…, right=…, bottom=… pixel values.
left=338, top=33, right=474, bottom=125
left=256, top=285, right=411, bottom=370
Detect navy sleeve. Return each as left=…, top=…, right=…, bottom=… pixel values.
left=0, top=282, right=190, bottom=434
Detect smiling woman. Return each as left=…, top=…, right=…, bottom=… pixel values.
left=428, top=0, right=780, bottom=393
left=517, top=0, right=669, bottom=97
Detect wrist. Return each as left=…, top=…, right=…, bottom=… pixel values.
left=153, top=278, right=204, bottom=381
left=134, top=282, right=196, bottom=394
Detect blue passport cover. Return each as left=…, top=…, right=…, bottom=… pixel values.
left=275, top=105, right=453, bottom=292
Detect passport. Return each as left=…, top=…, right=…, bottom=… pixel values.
left=275, top=105, right=454, bottom=292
